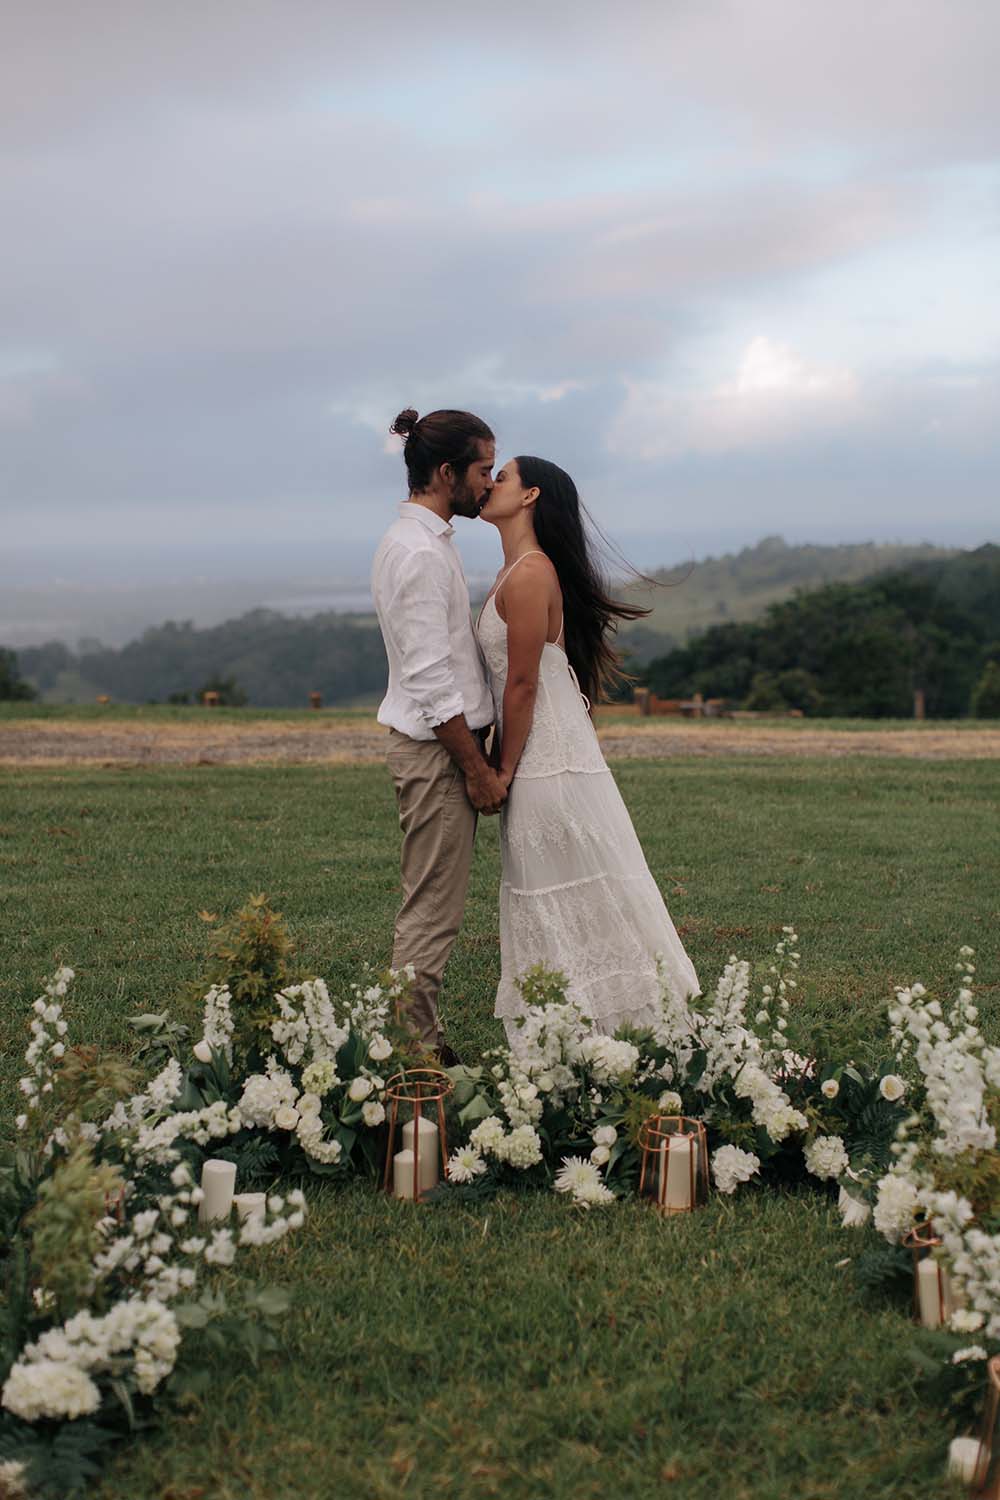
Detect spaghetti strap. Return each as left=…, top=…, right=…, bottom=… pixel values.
left=483, top=549, right=548, bottom=625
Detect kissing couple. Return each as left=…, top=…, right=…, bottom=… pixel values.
left=371, top=407, right=698, bottom=1063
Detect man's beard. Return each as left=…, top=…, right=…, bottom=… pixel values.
left=449, top=473, right=482, bottom=519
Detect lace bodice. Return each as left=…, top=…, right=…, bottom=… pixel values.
left=476, top=594, right=606, bottom=779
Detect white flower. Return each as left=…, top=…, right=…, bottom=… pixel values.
left=952, top=1346, right=988, bottom=1364
left=362, top=1100, right=386, bottom=1128
left=554, top=1156, right=615, bottom=1208
left=711, top=1145, right=760, bottom=1196
left=821, top=1079, right=840, bottom=1100
left=837, top=1187, right=871, bottom=1229
left=592, top=1125, right=618, bottom=1147
left=2, top=1359, right=101, bottom=1421
left=368, top=1034, right=393, bottom=1062
left=495, top=1125, right=543, bottom=1169
left=204, top=1229, right=236, bottom=1266
left=872, top=1172, right=918, bottom=1242
left=298, top=1092, right=322, bottom=1117
left=274, top=1105, right=300, bottom=1131
left=804, top=1134, right=849, bottom=1183
left=193, top=1040, right=213, bottom=1064
left=879, top=1074, right=906, bottom=1102
left=348, top=1076, right=373, bottom=1102
left=446, top=1147, right=487, bottom=1184
left=950, top=1308, right=985, bottom=1333
left=657, top=1091, right=683, bottom=1113
left=469, top=1116, right=506, bottom=1155
left=301, top=1059, right=338, bottom=1096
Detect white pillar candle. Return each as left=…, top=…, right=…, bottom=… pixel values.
left=198, top=1159, right=236, bottom=1224
left=233, top=1192, right=266, bottom=1226
left=661, top=1135, right=694, bottom=1210
left=917, top=1256, right=944, bottom=1328
left=393, top=1148, right=419, bottom=1200
left=402, top=1115, right=439, bottom=1192
left=948, top=1436, right=988, bottom=1483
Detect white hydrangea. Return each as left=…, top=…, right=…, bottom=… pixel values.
left=469, top=1116, right=507, bottom=1154
left=301, top=1059, right=338, bottom=1096
left=2, top=1359, right=101, bottom=1421
left=711, top=1145, right=760, bottom=1195
left=494, top=1125, right=543, bottom=1169
left=579, top=1035, right=640, bottom=1084
left=804, top=1134, right=849, bottom=1182
left=238, top=1062, right=298, bottom=1129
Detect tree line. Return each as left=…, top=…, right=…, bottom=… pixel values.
left=640, top=545, right=1000, bottom=717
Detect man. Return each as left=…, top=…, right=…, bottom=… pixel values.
left=371, top=407, right=507, bottom=1062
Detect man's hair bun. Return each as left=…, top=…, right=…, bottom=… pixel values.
left=390, top=408, right=419, bottom=439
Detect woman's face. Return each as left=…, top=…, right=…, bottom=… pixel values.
left=479, top=458, right=531, bottom=523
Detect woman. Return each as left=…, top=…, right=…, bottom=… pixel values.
left=476, top=455, right=699, bottom=1043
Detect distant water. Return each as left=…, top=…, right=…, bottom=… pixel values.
left=264, top=586, right=376, bottom=615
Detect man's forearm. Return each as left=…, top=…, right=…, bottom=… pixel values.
left=432, top=714, right=488, bottom=775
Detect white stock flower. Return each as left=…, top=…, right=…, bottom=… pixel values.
left=952, top=1346, right=988, bottom=1364
left=879, top=1075, right=906, bottom=1102
left=711, top=1145, right=760, bottom=1195
left=872, top=1173, right=918, bottom=1242
left=804, top=1134, right=849, bottom=1183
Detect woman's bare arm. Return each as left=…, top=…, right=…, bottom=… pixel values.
left=496, top=556, right=557, bottom=787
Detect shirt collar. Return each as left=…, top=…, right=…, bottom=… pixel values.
left=399, top=501, right=454, bottom=538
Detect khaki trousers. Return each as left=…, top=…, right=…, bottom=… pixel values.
left=386, top=729, right=478, bottom=1048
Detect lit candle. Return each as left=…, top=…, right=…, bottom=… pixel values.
left=233, top=1192, right=266, bottom=1226
left=948, top=1436, right=988, bottom=1483
left=917, top=1256, right=944, bottom=1328
left=393, top=1148, right=419, bottom=1200
left=402, top=1115, right=439, bottom=1193
left=661, top=1135, right=694, bottom=1210
left=198, top=1159, right=236, bottom=1224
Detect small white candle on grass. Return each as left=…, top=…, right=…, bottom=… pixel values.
left=917, top=1256, right=944, bottom=1328
left=198, top=1159, right=236, bottom=1224
left=402, top=1115, right=439, bottom=1192
left=233, top=1192, right=266, bottom=1226
left=948, top=1435, right=988, bottom=1483
left=661, top=1135, right=694, bottom=1210
left=393, top=1148, right=419, bottom=1200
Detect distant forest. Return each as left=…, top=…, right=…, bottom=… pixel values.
left=643, top=545, right=1000, bottom=718
left=7, top=540, right=999, bottom=717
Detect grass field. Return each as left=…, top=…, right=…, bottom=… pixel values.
left=2, top=754, right=999, bottom=1498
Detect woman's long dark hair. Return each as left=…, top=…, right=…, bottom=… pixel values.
left=517, top=456, right=650, bottom=706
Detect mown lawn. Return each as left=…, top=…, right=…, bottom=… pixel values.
left=2, top=757, right=999, bottom=1499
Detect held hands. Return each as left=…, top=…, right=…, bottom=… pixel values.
left=465, top=762, right=508, bottom=816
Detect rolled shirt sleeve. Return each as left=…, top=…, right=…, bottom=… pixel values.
left=387, top=549, right=465, bottom=729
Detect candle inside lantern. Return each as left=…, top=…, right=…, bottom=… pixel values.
left=199, top=1159, right=236, bottom=1224
left=661, top=1134, right=695, bottom=1210
left=233, top=1192, right=266, bottom=1226
left=402, top=1114, right=439, bottom=1193
left=948, top=1435, right=988, bottom=1483
left=917, top=1256, right=945, bottom=1328
left=393, top=1148, right=419, bottom=1200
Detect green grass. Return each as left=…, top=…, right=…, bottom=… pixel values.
left=2, top=758, right=999, bottom=1498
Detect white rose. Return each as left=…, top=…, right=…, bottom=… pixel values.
left=590, top=1144, right=611, bottom=1166
left=298, top=1092, right=322, bottom=1117
left=193, top=1040, right=213, bottom=1064
left=368, top=1035, right=393, bottom=1062
left=362, top=1100, right=386, bottom=1128
left=879, top=1075, right=906, bottom=1102
left=348, top=1076, right=373, bottom=1102
left=274, top=1105, right=300, bottom=1131
left=592, top=1125, right=618, bottom=1147
left=821, top=1079, right=839, bottom=1100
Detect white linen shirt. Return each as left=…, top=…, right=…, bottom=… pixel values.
left=372, top=502, right=494, bottom=740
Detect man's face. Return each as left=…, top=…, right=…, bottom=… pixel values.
left=447, top=439, right=495, bottom=519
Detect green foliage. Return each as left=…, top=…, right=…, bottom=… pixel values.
left=49, top=1048, right=139, bottom=1129
left=971, top=659, right=1000, bottom=718
left=514, top=965, right=570, bottom=1010
left=643, top=543, right=1000, bottom=717
left=125, top=1012, right=192, bottom=1070
left=0, top=650, right=36, bottom=703
left=190, top=895, right=294, bottom=1046
left=852, top=1238, right=911, bottom=1293
left=0, top=1414, right=120, bottom=1498
left=28, top=1144, right=124, bottom=1320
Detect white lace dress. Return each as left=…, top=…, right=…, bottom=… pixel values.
left=477, top=590, right=699, bottom=1043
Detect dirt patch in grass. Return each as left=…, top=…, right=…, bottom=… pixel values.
left=2, top=715, right=999, bottom=766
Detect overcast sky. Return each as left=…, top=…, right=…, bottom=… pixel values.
left=2, top=0, right=998, bottom=593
